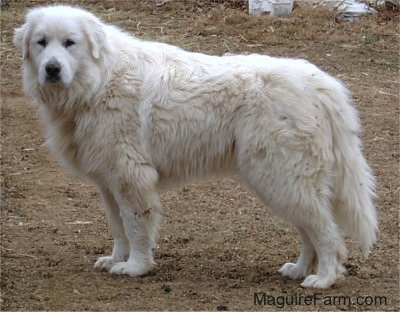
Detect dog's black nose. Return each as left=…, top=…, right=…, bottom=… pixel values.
left=45, top=61, right=61, bottom=78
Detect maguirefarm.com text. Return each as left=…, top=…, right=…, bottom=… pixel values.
left=254, top=292, right=387, bottom=309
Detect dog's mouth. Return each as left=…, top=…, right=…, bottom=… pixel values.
left=45, top=75, right=62, bottom=83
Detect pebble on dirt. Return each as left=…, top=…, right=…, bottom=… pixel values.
left=162, top=284, right=172, bottom=293
left=216, top=304, right=228, bottom=311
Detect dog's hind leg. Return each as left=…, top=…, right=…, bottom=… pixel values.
left=274, top=197, right=345, bottom=288
left=299, top=216, right=347, bottom=288
left=275, top=200, right=345, bottom=288
left=238, top=152, right=346, bottom=288
left=94, top=185, right=130, bottom=271
left=278, top=226, right=316, bottom=279
left=108, top=164, right=162, bottom=277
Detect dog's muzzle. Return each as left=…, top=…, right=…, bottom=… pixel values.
left=45, top=59, right=61, bottom=82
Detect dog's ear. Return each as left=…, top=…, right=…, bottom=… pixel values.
left=14, top=24, right=30, bottom=60
left=82, top=17, right=106, bottom=60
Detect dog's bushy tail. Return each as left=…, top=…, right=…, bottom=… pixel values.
left=321, top=78, right=378, bottom=258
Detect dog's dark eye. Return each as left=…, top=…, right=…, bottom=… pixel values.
left=64, top=39, right=75, bottom=48
left=37, top=39, right=47, bottom=47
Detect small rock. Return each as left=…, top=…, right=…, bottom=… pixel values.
left=162, top=284, right=172, bottom=293
left=217, top=304, right=228, bottom=311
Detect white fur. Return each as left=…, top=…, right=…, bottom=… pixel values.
left=14, top=5, right=378, bottom=288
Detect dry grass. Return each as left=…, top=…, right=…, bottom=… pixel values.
left=1, top=1, right=398, bottom=83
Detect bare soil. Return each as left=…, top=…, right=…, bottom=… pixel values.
left=1, top=1, right=399, bottom=311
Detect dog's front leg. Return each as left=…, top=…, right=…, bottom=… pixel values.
left=108, top=167, right=162, bottom=277
left=94, top=185, right=130, bottom=271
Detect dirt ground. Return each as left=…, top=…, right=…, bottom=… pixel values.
left=1, top=1, right=399, bottom=311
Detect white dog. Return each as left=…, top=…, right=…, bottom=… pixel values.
left=14, top=5, right=378, bottom=288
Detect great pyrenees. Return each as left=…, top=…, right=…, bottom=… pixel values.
left=14, top=5, right=378, bottom=288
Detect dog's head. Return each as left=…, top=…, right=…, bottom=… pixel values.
left=14, top=5, right=106, bottom=87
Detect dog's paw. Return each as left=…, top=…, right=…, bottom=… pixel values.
left=278, top=262, right=307, bottom=280
left=301, top=274, right=335, bottom=289
left=94, top=256, right=119, bottom=271
left=109, top=260, right=153, bottom=277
